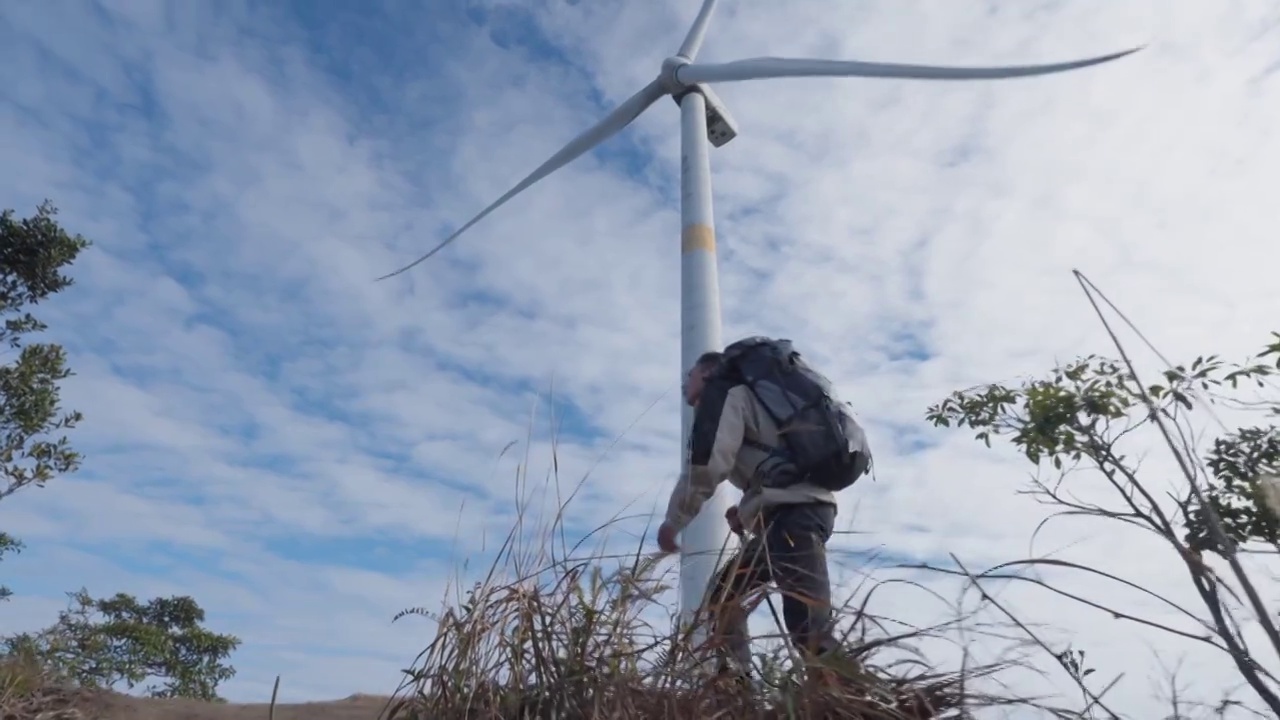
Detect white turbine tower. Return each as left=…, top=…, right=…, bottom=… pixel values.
left=380, top=0, right=1140, bottom=652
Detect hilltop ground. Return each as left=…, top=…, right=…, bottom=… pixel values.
left=7, top=689, right=395, bottom=720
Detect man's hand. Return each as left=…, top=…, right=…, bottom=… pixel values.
left=657, top=521, right=680, bottom=554
left=725, top=505, right=744, bottom=537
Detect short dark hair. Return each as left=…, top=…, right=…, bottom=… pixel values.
left=692, top=351, right=724, bottom=371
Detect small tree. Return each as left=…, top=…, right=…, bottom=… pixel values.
left=925, top=332, right=1280, bottom=716
left=0, top=201, right=89, bottom=601
left=0, top=201, right=88, bottom=499
left=4, top=589, right=241, bottom=701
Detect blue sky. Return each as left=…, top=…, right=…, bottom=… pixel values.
left=2, top=0, right=1280, bottom=713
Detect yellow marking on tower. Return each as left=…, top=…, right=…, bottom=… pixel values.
left=681, top=224, right=715, bottom=254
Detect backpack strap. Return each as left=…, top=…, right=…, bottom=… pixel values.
left=688, top=376, right=734, bottom=466
left=742, top=436, right=808, bottom=488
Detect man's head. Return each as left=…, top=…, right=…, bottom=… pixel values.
left=683, top=351, right=724, bottom=407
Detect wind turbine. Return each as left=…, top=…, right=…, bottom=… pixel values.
left=379, top=0, right=1141, bottom=653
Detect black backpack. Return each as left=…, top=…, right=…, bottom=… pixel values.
left=712, top=336, right=872, bottom=492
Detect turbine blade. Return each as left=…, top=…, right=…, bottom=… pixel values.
left=677, top=0, right=721, bottom=60
left=675, top=46, right=1143, bottom=85
left=378, top=79, right=667, bottom=280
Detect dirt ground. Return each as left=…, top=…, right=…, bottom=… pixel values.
left=51, top=691, right=399, bottom=720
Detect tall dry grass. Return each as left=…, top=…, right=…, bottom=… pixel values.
left=377, top=416, right=1050, bottom=720
left=0, top=645, right=88, bottom=719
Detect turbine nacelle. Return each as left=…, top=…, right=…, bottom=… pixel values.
left=697, top=85, right=739, bottom=148
left=660, top=57, right=740, bottom=149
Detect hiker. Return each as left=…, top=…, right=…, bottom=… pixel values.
left=656, top=337, right=873, bottom=679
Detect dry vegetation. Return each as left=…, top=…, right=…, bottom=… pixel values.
left=379, top=504, right=1026, bottom=720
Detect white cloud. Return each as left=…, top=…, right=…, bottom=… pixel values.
left=0, top=0, right=1278, bottom=713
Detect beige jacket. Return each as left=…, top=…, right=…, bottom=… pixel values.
left=663, top=384, right=836, bottom=534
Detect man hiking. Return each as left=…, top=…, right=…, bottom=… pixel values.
left=656, top=336, right=873, bottom=680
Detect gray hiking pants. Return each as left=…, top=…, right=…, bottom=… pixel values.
left=703, top=501, right=839, bottom=673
